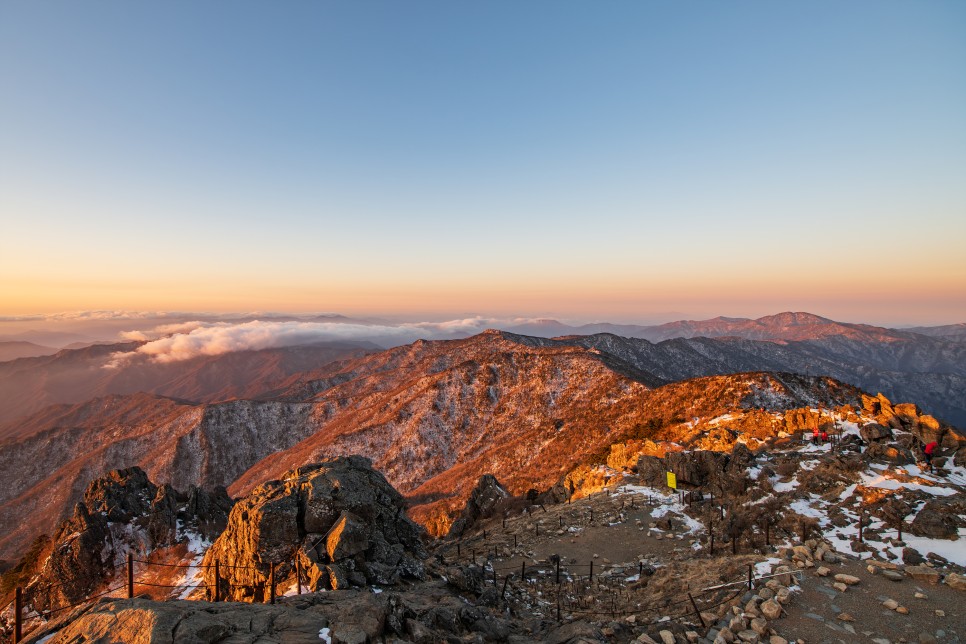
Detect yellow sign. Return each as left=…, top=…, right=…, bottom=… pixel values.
left=666, top=472, right=677, bottom=489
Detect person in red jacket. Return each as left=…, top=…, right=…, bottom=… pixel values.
left=924, top=440, right=939, bottom=472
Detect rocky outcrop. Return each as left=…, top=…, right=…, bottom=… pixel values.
left=635, top=444, right=756, bottom=489
left=24, top=585, right=514, bottom=644
left=447, top=474, right=509, bottom=539
left=202, top=456, right=426, bottom=601
left=910, top=500, right=961, bottom=539
left=18, top=467, right=231, bottom=607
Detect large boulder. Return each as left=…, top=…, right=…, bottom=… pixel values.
left=910, top=500, right=960, bottom=539
left=202, top=456, right=427, bottom=601
left=859, top=423, right=892, bottom=442
left=446, top=474, right=509, bottom=539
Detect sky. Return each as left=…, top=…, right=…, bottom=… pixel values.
left=1, top=1, right=964, bottom=325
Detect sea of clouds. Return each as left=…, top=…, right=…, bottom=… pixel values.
left=104, top=316, right=533, bottom=365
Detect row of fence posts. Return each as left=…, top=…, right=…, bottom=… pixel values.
left=9, top=551, right=306, bottom=642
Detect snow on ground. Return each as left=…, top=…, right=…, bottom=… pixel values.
left=173, top=524, right=212, bottom=600
left=901, top=530, right=966, bottom=566
left=772, top=477, right=800, bottom=492
left=770, top=418, right=965, bottom=565
left=858, top=472, right=957, bottom=496
left=788, top=497, right=828, bottom=524
left=754, top=557, right=783, bottom=577
left=618, top=484, right=705, bottom=534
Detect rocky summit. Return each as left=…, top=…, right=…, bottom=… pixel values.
left=1, top=329, right=966, bottom=643
left=202, top=456, right=427, bottom=602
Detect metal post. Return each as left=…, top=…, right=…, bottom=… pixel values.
left=556, top=558, right=560, bottom=585
left=590, top=508, right=594, bottom=522
left=513, top=534, right=517, bottom=549
left=520, top=561, right=525, bottom=581
left=858, top=516, right=863, bottom=543
left=483, top=529, right=486, bottom=539
left=270, top=562, right=276, bottom=605
left=14, top=586, right=22, bottom=644
left=214, top=561, right=221, bottom=602
left=589, top=560, right=594, bottom=583
left=639, top=561, right=643, bottom=578
left=127, top=552, right=134, bottom=599
left=457, top=543, right=460, bottom=558
left=501, top=574, right=510, bottom=600
left=748, top=564, right=753, bottom=590
left=493, top=567, right=497, bottom=586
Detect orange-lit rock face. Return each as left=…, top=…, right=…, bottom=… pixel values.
left=856, top=485, right=892, bottom=505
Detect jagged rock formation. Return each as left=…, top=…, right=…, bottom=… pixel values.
left=6, top=467, right=230, bottom=608
left=446, top=474, right=510, bottom=539
left=202, top=456, right=426, bottom=601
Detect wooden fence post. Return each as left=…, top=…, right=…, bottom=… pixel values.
left=14, top=586, right=22, bottom=644
left=295, top=557, right=301, bottom=595
left=127, top=552, right=134, bottom=599
left=688, top=592, right=705, bottom=628
left=269, top=563, right=276, bottom=605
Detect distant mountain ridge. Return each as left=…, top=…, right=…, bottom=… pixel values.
left=506, top=311, right=940, bottom=343
left=0, top=341, right=376, bottom=427
left=0, top=341, right=59, bottom=362
left=0, top=329, right=869, bottom=561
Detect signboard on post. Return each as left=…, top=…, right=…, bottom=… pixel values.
left=666, top=471, right=677, bottom=489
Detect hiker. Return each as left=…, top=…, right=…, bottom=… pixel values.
left=812, top=427, right=820, bottom=445
left=924, top=440, right=939, bottom=472
left=821, top=428, right=829, bottom=444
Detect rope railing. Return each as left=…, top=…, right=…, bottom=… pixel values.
left=6, top=487, right=798, bottom=644
left=4, top=548, right=764, bottom=644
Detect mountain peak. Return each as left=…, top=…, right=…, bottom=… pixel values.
left=757, top=312, right=834, bottom=326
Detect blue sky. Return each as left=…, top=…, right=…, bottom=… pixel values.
left=1, top=1, right=964, bottom=323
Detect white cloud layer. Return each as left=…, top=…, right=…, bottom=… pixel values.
left=106, top=317, right=537, bottom=365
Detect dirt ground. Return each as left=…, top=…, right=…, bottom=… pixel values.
left=436, top=481, right=966, bottom=643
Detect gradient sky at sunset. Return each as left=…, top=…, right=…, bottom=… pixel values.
left=1, top=1, right=964, bottom=324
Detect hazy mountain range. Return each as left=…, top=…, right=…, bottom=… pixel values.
left=1, top=311, right=964, bottom=561
left=0, top=329, right=864, bottom=561
left=0, top=312, right=962, bottom=427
